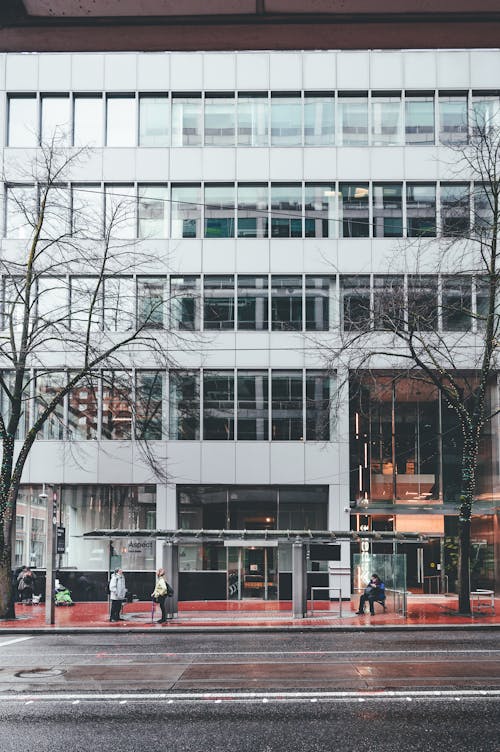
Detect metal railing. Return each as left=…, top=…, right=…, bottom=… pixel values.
left=423, top=574, right=448, bottom=594
left=309, top=586, right=342, bottom=618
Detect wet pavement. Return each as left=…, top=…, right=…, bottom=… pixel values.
left=0, top=595, right=498, bottom=632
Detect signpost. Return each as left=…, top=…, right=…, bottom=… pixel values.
left=44, top=490, right=57, bottom=625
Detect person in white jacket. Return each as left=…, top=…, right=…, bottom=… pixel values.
left=109, top=568, right=126, bottom=622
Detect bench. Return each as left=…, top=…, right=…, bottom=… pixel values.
left=470, top=589, right=495, bottom=613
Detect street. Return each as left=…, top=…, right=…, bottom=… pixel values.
left=0, top=629, right=498, bottom=751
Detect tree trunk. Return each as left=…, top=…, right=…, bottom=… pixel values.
left=0, top=547, right=15, bottom=620
left=457, top=515, right=471, bottom=614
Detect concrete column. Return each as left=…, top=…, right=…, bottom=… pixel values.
left=159, top=540, right=178, bottom=617
left=292, top=539, right=307, bottom=618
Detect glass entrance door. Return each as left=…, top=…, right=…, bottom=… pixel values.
left=227, top=547, right=278, bottom=600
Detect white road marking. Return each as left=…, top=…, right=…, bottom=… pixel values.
left=2, top=689, right=499, bottom=704
left=0, top=636, right=33, bottom=648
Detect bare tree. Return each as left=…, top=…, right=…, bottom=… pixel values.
left=322, top=120, right=499, bottom=614
left=0, top=141, right=185, bottom=619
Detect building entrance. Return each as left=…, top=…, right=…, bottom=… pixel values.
left=227, top=545, right=278, bottom=600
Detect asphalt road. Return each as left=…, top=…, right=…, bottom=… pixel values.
left=0, top=630, right=498, bottom=751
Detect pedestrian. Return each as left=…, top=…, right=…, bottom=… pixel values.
left=109, top=567, right=126, bottom=622
left=152, top=567, right=172, bottom=624
left=356, top=573, right=386, bottom=616
left=17, top=567, right=35, bottom=605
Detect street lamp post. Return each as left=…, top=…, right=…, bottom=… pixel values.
left=44, top=487, right=57, bottom=625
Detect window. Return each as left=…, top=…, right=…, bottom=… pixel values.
left=306, top=371, right=330, bottom=441
left=371, top=94, right=402, bottom=146
left=271, top=371, right=303, bottom=441
left=271, top=93, right=302, bottom=146
left=204, top=276, right=235, bottom=330
left=169, top=371, right=200, bottom=440
left=41, top=95, right=70, bottom=145
left=139, top=94, right=169, bottom=146
left=170, top=276, right=200, bottom=330
left=104, top=277, right=135, bottom=331
left=341, top=275, right=370, bottom=331
left=36, top=371, right=66, bottom=440
left=171, top=184, right=201, bottom=238
left=304, top=93, right=335, bottom=146
left=237, top=371, right=269, bottom=440
left=442, top=276, right=472, bottom=331
left=304, top=184, right=336, bottom=238
left=405, top=94, right=435, bottom=145
left=339, top=183, right=369, bottom=238
left=237, top=93, right=269, bottom=146
left=73, top=95, right=103, bottom=147
left=171, top=94, right=202, bottom=146
left=237, top=276, right=268, bottom=331
left=70, top=277, right=102, bottom=331
left=473, top=182, right=493, bottom=235
left=270, top=184, right=302, bottom=237
left=203, top=371, right=234, bottom=440
left=472, top=93, right=500, bottom=134
left=68, top=373, right=99, bottom=440
left=408, top=275, right=438, bottom=331
left=406, top=183, right=436, bottom=237
left=5, top=184, right=36, bottom=239
left=338, top=94, right=368, bottom=146
left=40, top=184, right=70, bottom=239
left=373, top=275, right=405, bottom=331
left=37, top=277, right=68, bottom=325
left=237, top=183, right=268, bottom=238
left=106, top=96, right=136, bottom=146
left=105, top=184, right=136, bottom=239
left=439, top=94, right=468, bottom=145
left=271, top=276, right=302, bottom=331
left=138, top=184, right=168, bottom=238
left=204, top=94, right=235, bottom=146
left=138, top=277, right=166, bottom=329
left=71, top=184, right=103, bottom=238
left=440, top=183, right=470, bottom=236
left=102, top=371, right=132, bottom=440
left=305, top=276, right=331, bottom=331
left=8, top=95, right=38, bottom=147
left=204, top=184, right=235, bottom=238
left=373, top=183, right=403, bottom=238
left=136, top=371, right=163, bottom=440
left=3, top=278, right=25, bottom=330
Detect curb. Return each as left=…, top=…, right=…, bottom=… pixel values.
left=1, top=623, right=499, bottom=635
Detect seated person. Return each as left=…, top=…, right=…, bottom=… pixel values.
left=356, top=573, right=386, bottom=616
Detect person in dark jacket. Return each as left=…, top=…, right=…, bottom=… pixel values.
left=356, top=573, right=386, bottom=616
left=17, top=567, right=35, bottom=605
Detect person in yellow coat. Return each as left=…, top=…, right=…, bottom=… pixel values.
left=152, top=567, right=172, bottom=623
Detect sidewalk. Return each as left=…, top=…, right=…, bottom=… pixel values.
left=1, top=595, right=498, bottom=632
